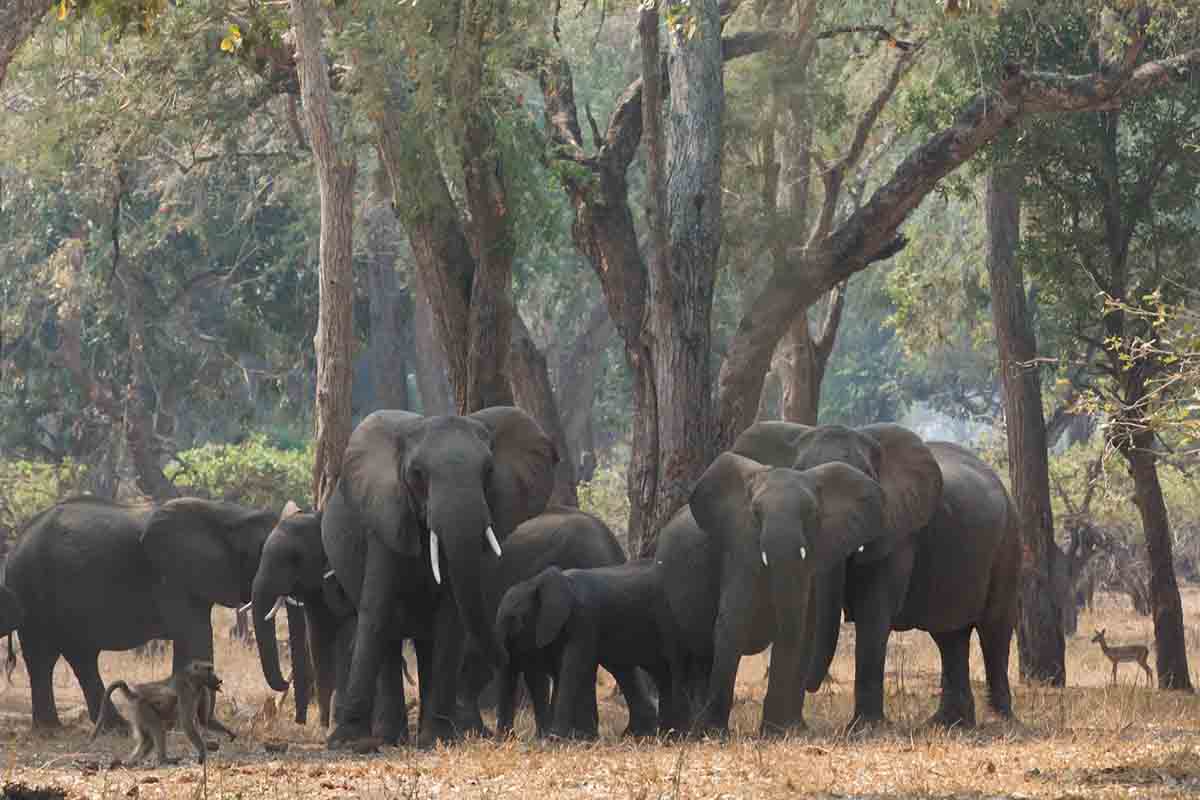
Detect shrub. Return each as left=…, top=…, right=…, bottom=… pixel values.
left=577, top=462, right=630, bottom=548
left=0, top=459, right=89, bottom=547
left=167, top=434, right=314, bottom=512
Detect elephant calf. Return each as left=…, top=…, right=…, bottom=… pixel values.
left=495, top=562, right=684, bottom=739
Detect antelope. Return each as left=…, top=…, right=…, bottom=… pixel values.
left=1091, top=629, right=1153, bottom=685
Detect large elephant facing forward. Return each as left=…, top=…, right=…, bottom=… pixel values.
left=323, top=406, right=557, bottom=747
left=661, top=422, right=1019, bottom=735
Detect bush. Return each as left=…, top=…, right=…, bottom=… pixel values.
left=0, top=459, right=89, bottom=547
left=167, top=434, right=314, bottom=512
left=577, top=463, right=630, bottom=548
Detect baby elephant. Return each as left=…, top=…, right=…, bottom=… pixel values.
left=495, top=561, right=686, bottom=739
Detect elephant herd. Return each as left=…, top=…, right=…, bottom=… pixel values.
left=0, top=406, right=1022, bottom=749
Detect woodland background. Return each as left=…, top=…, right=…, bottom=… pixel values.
left=2, top=0, right=1200, bottom=693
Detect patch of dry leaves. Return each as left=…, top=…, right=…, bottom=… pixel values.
left=0, top=592, right=1198, bottom=799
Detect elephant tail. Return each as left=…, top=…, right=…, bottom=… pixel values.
left=4, top=633, right=15, bottom=685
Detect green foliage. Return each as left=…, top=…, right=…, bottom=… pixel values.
left=0, top=459, right=89, bottom=544
left=166, top=434, right=314, bottom=512
left=577, top=460, right=631, bottom=545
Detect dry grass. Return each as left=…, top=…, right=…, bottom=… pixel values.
left=2, top=591, right=1200, bottom=798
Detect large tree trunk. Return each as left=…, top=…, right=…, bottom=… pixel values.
left=509, top=314, right=577, bottom=506
left=984, top=165, right=1064, bottom=686
left=555, top=303, right=613, bottom=477
left=1120, top=422, right=1193, bottom=690
left=291, top=0, right=356, bottom=509
left=410, top=268, right=453, bottom=416
left=638, top=0, right=725, bottom=554
left=363, top=200, right=411, bottom=412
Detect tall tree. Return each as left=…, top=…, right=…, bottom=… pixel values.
left=291, top=0, right=356, bottom=509
left=985, top=163, right=1064, bottom=685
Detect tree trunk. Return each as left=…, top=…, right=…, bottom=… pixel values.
left=1121, top=426, right=1193, bottom=690
left=555, top=303, right=612, bottom=477
left=639, top=0, right=724, bottom=554
left=363, top=201, right=411, bottom=412
left=509, top=313, right=577, bottom=506
left=291, top=0, right=356, bottom=510
left=410, top=268, right=453, bottom=416
left=0, top=0, right=50, bottom=89
left=984, top=165, right=1064, bottom=686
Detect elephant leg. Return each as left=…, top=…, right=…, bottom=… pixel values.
left=454, top=650, right=492, bottom=738
left=524, top=669, right=552, bottom=737
left=329, top=547, right=397, bottom=746
left=609, top=667, right=657, bottom=737
left=848, top=565, right=898, bottom=728
left=701, top=580, right=756, bottom=737
left=419, top=596, right=464, bottom=747
left=928, top=628, right=975, bottom=728
left=978, top=620, right=1015, bottom=719
left=65, top=649, right=127, bottom=731
left=331, top=618, right=355, bottom=727
left=761, top=572, right=816, bottom=737
left=371, top=641, right=409, bottom=745
left=22, top=636, right=62, bottom=730
left=550, top=637, right=598, bottom=740
left=495, top=662, right=521, bottom=738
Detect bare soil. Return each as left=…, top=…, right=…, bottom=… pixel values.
left=2, top=590, right=1199, bottom=799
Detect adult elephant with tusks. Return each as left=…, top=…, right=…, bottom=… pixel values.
left=323, top=406, right=557, bottom=747
left=661, top=422, right=1020, bottom=736
left=141, top=497, right=316, bottom=723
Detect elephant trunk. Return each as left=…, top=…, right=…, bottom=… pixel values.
left=430, top=488, right=501, bottom=666
left=806, top=564, right=845, bottom=692
left=286, top=600, right=310, bottom=724
left=252, top=581, right=290, bottom=693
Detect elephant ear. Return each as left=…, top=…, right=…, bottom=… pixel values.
left=470, top=406, right=558, bottom=538
left=731, top=422, right=814, bottom=469
left=690, top=452, right=770, bottom=547
left=340, top=410, right=426, bottom=558
left=801, top=462, right=887, bottom=570
left=533, top=567, right=575, bottom=649
left=858, top=424, right=943, bottom=559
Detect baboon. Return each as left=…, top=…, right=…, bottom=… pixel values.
left=90, top=660, right=235, bottom=767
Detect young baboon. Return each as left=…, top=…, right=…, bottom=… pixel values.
left=90, top=660, right=236, bottom=767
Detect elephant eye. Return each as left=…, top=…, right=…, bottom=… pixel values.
left=408, top=464, right=428, bottom=496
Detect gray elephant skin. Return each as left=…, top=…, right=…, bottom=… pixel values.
left=6, top=495, right=313, bottom=730
left=495, top=559, right=680, bottom=739
left=657, top=423, right=1020, bottom=735
left=321, top=406, right=557, bottom=747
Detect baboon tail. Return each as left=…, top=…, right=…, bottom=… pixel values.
left=90, top=681, right=134, bottom=742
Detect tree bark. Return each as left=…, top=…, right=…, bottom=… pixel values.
left=509, top=314, right=577, bottom=506
left=984, top=165, right=1064, bottom=686
left=410, top=268, right=453, bottom=416
left=1120, top=416, right=1193, bottom=690
left=291, top=0, right=356, bottom=510
left=555, top=303, right=613, bottom=476
left=0, top=0, right=50, bottom=89
left=363, top=200, right=411, bottom=412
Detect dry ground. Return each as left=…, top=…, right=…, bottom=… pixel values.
left=1, top=591, right=1199, bottom=799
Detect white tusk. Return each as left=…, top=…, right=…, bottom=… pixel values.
left=799, top=547, right=807, bottom=561
left=485, top=525, right=502, bottom=558
left=263, top=595, right=286, bottom=622
left=285, top=596, right=303, bottom=607
left=858, top=545, right=865, bottom=553
left=237, top=601, right=253, bottom=615
left=323, top=569, right=335, bottom=580
left=430, top=530, right=442, bottom=585
left=761, top=551, right=769, bottom=567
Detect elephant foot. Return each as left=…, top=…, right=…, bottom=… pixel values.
left=622, top=717, right=658, bottom=739
left=327, top=721, right=373, bottom=749
left=842, top=714, right=891, bottom=738
left=759, top=718, right=807, bottom=739
left=416, top=717, right=461, bottom=749
left=31, top=717, right=64, bottom=735
left=925, top=706, right=975, bottom=730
